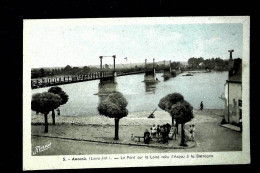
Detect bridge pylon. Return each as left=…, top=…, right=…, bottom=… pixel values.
left=98, top=55, right=118, bottom=95
left=144, top=58, right=158, bottom=82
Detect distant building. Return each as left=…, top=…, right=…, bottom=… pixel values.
left=223, top=55, right=242, bottom=125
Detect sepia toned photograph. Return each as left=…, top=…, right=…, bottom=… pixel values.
left=23, top=16, right=250, bottom=170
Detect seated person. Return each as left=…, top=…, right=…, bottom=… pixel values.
left=144, top=129, right=151, bottom=144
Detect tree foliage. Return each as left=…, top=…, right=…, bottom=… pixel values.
left=158, top=93, right=184, bottom=112
left=158, top=93, right=193, bottom=124
left=31, top=92, right=62, bottom=114
left=187, top=57, right=229, bottom=71
left=98, top=92, right=128, bottom=140
left=158, top=93, right=193, bottom=146
left=48, top=86, right=69, bottom=105
left=169, top=100, right=194, bottom=124
left=98, top=92, right=128, bottom=119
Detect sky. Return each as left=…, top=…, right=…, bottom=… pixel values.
left=25, top=21, right=243, bottom=68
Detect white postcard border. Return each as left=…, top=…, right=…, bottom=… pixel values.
left=23, top=16, right=250, bottom=170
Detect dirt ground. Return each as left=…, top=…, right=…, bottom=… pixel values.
left=31, top=109, right=242, bottom=155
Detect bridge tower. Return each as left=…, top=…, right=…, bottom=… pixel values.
left=163, top=60, right=172, bottom=79
left=144, top=58, right=157, bottom=82
left=98, top=55, right=118, bottom=95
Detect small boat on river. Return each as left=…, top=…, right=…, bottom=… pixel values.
left=182, top=73, right=193, bottom=76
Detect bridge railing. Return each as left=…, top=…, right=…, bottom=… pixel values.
left=31, top=70, right=152, bottom=89
left=31, top=71, right=117, bottom=89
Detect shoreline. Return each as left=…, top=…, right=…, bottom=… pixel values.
left=32, top=109, right=224, bottom=126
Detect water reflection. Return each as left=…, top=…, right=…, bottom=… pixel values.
left=144, top=81, right=158, bottom=94
left=97, top=77, right=118, bottom=96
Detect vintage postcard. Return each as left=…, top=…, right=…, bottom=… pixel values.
left=23, top=16, right=250, bottom=170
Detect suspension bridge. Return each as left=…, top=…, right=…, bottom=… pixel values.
left=31, top=55, right=173, bottom=89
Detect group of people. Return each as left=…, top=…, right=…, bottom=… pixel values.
left=143, top=122, right=179, bottom=144
left=143, top=121, right=196, bottom=144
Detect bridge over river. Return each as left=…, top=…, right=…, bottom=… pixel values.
left=31, top=56, right=175, bottom=89
left=31, top=70, right=148, bottom=89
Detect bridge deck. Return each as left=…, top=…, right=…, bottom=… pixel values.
left=31, top=71, right=147, bottom=89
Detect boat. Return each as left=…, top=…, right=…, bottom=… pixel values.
left=182, top=73, right=193, bottom=76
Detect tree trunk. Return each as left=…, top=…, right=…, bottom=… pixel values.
left=180, top=123, right=186, bottom=146
left=176, top=122, right=179, bottom=134
left=44, top=114, right=48, bottom=133
left=114, top=118, right=119, bottom=140
left=52, top=109, right=56, bottom=125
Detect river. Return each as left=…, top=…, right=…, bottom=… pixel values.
left=31, top=71, right=228, bottom=116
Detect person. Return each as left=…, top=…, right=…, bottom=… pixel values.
left=161, top=125, right=168, bottom=144
left=56, top=108, right=60, bottom=116
left=200, top=101, right=203, bottom=110
left=165, top=123, right=171, bottom=138
left=159, top=126, right=164, bottom=143
left=151, top=124, right=157, bottom=138
left=131, top=134, right=134, bottom=140
left=144, top=129, right=151, bottom=144
left=191, top=124, right=196, bottom=141
left=157, top=125, right=160, bottom=137
left=188, top=125, right=193, bottom=141
left=173, top=119, right=177, bottom=127
left=239, top=116, right=242, bottom=132
left=171, top=125, right=177, bottom=140
left=164, top=126, right=169, bottom=144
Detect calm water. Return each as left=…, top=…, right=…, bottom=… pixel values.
left=31, top=71, right=228, bottom=116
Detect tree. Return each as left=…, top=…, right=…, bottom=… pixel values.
left=31, top=92, right=62, bottom=133
left=64, top=65, right=72, bottom=72
left=83, top=66, right=90, bottom=73
left=98, top=92, right=128, bottom=140
left=158, top=93, right=193, bottom=146
left=48, top=86, right=69, bottom=125
left=158, top=93, right=184, bottom=133
left=39, top=68, right=46, bottom=77
left=169, top=101, right=193, bottom=146
left=31, top=69, right=41, bottom=78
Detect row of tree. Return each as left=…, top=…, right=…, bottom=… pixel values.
left=31, top=61, right=184, bottom=79
left=32, top=56, right=231, bottom=79
left=187, top=57, right=230, bottom=71
left=31, top=89, right=193, bottom=146
left=31, top=87, right=69, bottom=133
left=31, top=65, right=93, bottom=78
left=97, top=92, right=193, bottom=146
